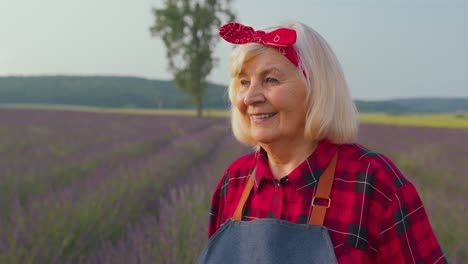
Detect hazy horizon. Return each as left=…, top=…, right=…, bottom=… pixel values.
left=1, top=0, right=467, bottom=100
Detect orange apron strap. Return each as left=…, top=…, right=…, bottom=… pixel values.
left=232, top=168, right=256, bottom=221
left=309, top=152, right=338, bottom=226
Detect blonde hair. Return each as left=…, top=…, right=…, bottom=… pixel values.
left=228, top=21, right=359, bottom=146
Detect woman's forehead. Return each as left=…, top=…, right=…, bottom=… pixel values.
left=239, top=49, right=294, bottom=76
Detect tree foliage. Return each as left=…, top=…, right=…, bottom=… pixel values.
left=150, top=0, right=235, bottom=116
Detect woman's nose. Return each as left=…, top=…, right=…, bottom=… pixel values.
left=243, top=82, right=265, bottom=105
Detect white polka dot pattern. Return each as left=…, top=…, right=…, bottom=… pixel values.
left=218, top=22, right=300, bottom=67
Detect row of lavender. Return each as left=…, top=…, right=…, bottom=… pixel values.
left=0, top=109, right=220, bottom=217
left=1, top=108, right=466, bottom=263
left=0, top=108, right=241, bottom=263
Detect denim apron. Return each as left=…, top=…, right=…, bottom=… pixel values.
left=198, top=153, right=339, bottom=264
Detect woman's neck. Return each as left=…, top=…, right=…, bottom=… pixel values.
left=261, top=139, right=318, bottom=181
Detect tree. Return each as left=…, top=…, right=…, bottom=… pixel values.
left=150, top=0, right=236, bottom=116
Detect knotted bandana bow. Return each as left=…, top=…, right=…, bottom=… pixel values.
left=219, top=22, right=300, bottom=67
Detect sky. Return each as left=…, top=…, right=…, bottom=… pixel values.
left=0, top=0, right=467, bottom=100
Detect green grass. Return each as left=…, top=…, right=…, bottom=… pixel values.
left=359, top=112, right=468, bottom=128
left=0, top=103, right=228, bottom=117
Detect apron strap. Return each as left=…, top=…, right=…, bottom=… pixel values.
left=232, top=151, right=338, bottom=226
left=232, top=167, right=256, bottom=221
left=308, top=152, right=338, bottom=226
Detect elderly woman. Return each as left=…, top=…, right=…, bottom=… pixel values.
left=198, top=22, right=446, bottom=263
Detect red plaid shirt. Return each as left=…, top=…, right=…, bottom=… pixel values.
left=208, top=139, right=446, bottom=263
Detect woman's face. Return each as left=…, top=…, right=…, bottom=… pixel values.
left=235, top=48, right=308, bottom=146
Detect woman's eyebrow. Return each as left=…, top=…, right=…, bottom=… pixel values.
left=260, top=67, right=283, bottom=77
left=237, top=67, right=283, bottom=79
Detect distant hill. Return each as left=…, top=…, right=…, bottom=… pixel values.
left=0, top=75, right=467, bottom=113
left=0, top=75, right=229, bottom=109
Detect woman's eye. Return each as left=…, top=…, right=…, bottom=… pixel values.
left=265, top=77, right=279, bottom=84
left=240, top=80, right=250, bottom=87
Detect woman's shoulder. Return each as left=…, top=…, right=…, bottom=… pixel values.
left=338, top=143, right=396, bottom=166
left=212, top=152, right=256, bottom=196
left=337, top=143, right=412, bottom=192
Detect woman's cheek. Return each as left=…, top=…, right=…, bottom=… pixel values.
left=235, top=92, right=247, bottom=112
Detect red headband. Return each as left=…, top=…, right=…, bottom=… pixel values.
left=219, top=22, right=300, bottom=67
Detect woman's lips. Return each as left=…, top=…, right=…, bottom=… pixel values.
left=250, top=112, right=277, bottom=123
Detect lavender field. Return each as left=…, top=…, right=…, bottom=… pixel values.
left=0, top=108, right=466, bottom=263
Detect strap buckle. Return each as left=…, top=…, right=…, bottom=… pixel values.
left=311, top=196, right=331, bottom=208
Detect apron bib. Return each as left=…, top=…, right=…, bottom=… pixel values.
left=198, top=152, right=339, bottom=264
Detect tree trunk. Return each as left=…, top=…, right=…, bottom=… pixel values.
left=196, top=97, right=203, bottom=117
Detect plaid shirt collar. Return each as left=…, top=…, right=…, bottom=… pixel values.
left=253, top=139, right=339, bottom=194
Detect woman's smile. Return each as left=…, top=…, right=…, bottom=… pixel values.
left=250, top=112, right=277, bottom=123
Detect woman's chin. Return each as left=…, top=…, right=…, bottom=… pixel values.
left=250, top=132, right=277, bottom=145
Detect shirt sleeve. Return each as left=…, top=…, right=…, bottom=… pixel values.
left=376, top=182, right=447, bottom=263
left=208, top=170, right=229, bottom=238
